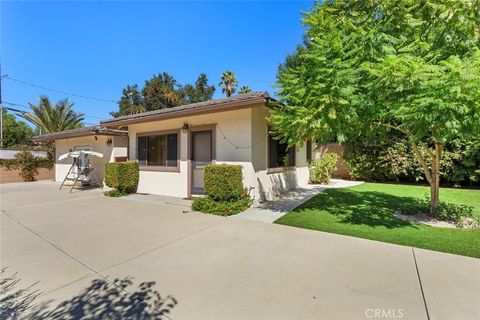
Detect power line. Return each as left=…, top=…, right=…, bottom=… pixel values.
left=3, top=100, right=107, bottom=121
left=3, top=106, right=27, bottom=114
left=3, top=101, right=28, bottom=109
left=2, top=74, right=117, bottom=103
left=3, top=105, right=98, bottom=127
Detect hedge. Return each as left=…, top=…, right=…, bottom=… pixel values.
left=105, top=161, right=139, bottom=194
left=191, top=196, right=252, bottom=216
left=204, top=164, right=244, bottom=201
left=344, top=133, right=480, bottom=186
left=193, top=164, right=251, bottom=216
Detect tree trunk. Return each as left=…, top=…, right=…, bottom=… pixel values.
left=430, top=143, right=443, bottom=214
left=411, top=141, right=444, bottom=213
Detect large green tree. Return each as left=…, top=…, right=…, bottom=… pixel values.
left=21, top=96, right=84, bottom=134
left=110, top=84, right=145, bottom=117
left=270, top=0, right=480, bottom=211
left=112, top=73, right=217, bottom=117
left=182, top=73, right=215, bottom=103
left=1, top=109, right=33, bottom=147
left=141, top=72, right=182, bottom=110
left=219, top=71, right=238, bottom=97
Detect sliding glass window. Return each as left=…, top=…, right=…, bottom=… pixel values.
left=138, top=133, right=178, bottom=167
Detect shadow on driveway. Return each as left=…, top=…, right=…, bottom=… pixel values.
left=1, top=268, right=177, bottom=320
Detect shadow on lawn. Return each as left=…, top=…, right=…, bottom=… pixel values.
left=296, top=188, right=421, bottom=229
left=1, top=268, right=177, bottom=320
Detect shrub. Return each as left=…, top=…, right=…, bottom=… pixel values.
left=204, top=164, right=243, bottom=201
left=0, top=147, right=53, bottom=182
left=14, top=149, right=39, bottom=182
left=192, top=196, right=252, bottom=216
left=104, top=189, right=129, bottom=197
left=439, top=139, right=480, bottom=186
left=193, top=164, right=251, bottom=215
left=104, top=161, right=139, bottom=194
left=344, top=131, right=480, bottom=186
left=399, top=196, right=475, bottom=226
left=0, top=159, right=17, bottom=169
left=344, top=133, right=422, bottom=182
left=309, top=152, right=339, bottom=184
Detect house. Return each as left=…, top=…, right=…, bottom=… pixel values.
left=32, top=126, right=129, bottom=185
left=33, top=92, right=325, bottom=201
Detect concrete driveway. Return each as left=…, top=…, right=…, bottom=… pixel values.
left=1, top=181, right=479, bottom=319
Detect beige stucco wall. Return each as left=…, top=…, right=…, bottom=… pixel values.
left=253, top=144, right=310, bottom=201
left=249, top=107, right=310, bottom=201
left=54, top=135, right=128, bottom=184
left=128, top=108, right=254, bottom=198
left=127, top=105, right=311, bottom=202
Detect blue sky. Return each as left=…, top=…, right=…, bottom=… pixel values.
left=1, top=1, right=311, bottom=125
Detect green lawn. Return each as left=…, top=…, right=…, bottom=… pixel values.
left=275, top=183, right=480, bottom=258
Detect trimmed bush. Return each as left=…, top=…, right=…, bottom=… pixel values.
left=105, top=161, right=139, bottom=194
left=104, top=189, right=129, bottom=197
left=309, top=152, right=339, bottom=184
left=204, top=164, right=244, bottom=201
left=193, top=163, right=251, bottom=215
left=192, top=196, right=252, bottom=216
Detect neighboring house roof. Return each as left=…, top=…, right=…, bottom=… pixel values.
left=32, top=126, right=128, bottom=143
left=101, top=91, right=272, bottom=127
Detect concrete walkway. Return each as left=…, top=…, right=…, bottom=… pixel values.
left=1, top=181, right=479, bottom=320
left=236, top=179, right=363, bottom=223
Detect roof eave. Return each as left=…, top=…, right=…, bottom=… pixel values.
left=32, top=128, right=128, bottom=143
left=101, top=96, right=269, bottom=127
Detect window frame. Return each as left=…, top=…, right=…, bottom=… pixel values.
left=267, top=129, right=296, bottom=172
left=136, top=129, right=181, bottom=172
left=306, top=140, right=312, bottom=163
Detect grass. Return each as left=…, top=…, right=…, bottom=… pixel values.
left=275, top=183, right=480, bottom=258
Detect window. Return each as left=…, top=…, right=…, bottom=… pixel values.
left=74, top=146, right=91, bottom=170
left=306, top=140, right=312, bottom=162
left=138, top=133, right=178, bottom=167
left=268, top=134, right=295, bottom=168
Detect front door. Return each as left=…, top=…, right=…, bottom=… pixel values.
left=191, top=130, right=213, bottom=194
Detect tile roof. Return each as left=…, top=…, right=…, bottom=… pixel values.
left=101, top=91, right=271, bottom=125
left=32, top=126, right=127, bottom=142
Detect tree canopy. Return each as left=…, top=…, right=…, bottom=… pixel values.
left=110, top=84, right=145, bottom=117
left=111, top=72, right=216, bottom=117
left=182, top=73, right=216, bottom=103
left=270, top=0, right=480, bottom=209
left=21, top=96, right=84, bottom=134
left=219, top=71, right=238, bottom=97
left=239, top=86, right=252, bottom=94
left=1, top=109, right=34, bottom=147
left=141, top=72, right=182, bottom=110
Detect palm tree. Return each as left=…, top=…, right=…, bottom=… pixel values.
left=219, top=71, right=238, bottom=97
left=21, top=96, right=85, bottom=134
left=239, top=86, right=252, bottom=94
left=124, top=103, right=145, bottom=115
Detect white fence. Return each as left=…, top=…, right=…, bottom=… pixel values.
left=0, top=149, right=48, bottom=160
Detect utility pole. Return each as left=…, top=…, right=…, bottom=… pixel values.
left=0, top=60, right=3, bottom=149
